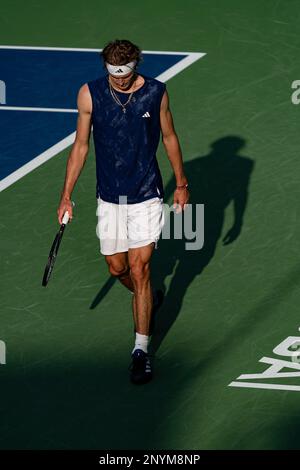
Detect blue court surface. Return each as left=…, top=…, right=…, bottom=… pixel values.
left=0, top=48, right=203, bottom=187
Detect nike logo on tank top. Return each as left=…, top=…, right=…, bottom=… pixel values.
left=87, top=74, right=166, bottom=203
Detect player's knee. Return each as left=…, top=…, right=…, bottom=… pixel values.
left=130, top=261, right=150, bottom=284
left=108, top=262, right=129, bottom=278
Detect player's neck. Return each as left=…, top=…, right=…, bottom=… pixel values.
left=109, top=74, right=145, bottom=94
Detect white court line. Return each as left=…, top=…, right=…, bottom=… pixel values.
left=0, top=133, right=76, bottom=191
left=0, top=45, right=202, bottom=55
left=229, top=381, right=300, bottom=392
left=0, top=106, right=77, bottom=113
left=156, top=52, right=206, bottom=82
left=0, top=46, right=206, bottom=191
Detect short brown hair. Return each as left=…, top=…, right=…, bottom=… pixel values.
left=102, top=39, right=142, bottom=66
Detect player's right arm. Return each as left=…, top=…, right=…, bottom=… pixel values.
left=57, top=84, right=92, bottom=224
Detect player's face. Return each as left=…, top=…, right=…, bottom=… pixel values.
left=109, top=71, right=135, bottom=91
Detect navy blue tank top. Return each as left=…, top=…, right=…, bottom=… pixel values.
left=87, top=74, right=166, bottom=204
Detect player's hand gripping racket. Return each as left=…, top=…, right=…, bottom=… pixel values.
left=42, top=202, right=75, bottom=287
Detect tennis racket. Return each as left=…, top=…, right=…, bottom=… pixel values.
left=42, top=205, right=74, bottom=287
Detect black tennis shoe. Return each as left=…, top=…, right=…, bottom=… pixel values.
left=129, top=349, right=152, bottom=385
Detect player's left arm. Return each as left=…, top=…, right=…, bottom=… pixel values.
left=160, top=90, right=189, bottom=211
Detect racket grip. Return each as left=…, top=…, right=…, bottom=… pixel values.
left=62, top=211, right=70, bottom=225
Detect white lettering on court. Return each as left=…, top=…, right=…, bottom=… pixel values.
left=0, top=341, right=6, bottom=365
left=229, top=328, right=300, bottom=391
left=291, top=80, right=300, bottom=105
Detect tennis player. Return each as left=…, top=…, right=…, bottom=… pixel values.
left=57, top=39, right=189, bottom=384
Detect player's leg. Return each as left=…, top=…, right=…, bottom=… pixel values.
left=128, top=242, right=155, bottom=335
left=128, top=242, right=155, bottom=384
left=126, top=197, right=165, bottom=384
left=104, top=252, right=138, bottom=321
left=127, top=196, right=165, bottom=336
left=104, top=252, right=132, bottom=291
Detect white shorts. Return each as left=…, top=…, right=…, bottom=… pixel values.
left=96, top=196, right=165, bottom=255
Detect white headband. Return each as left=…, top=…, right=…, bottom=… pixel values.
left=106, top=61, right=137, bottom=77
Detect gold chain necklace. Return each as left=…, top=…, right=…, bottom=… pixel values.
left=108, top=78, right=136, bottom=113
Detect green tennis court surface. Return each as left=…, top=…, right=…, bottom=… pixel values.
left=1, top=0, right=300, bottom=450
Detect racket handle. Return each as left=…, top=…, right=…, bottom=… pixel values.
left=61, top=201, right=74, bottom=225
left=62, top=211, right=70, bottom=225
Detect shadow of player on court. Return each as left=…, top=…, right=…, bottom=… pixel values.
left=149, top=136, right=255, bottom=354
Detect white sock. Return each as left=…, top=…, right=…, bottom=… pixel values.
left=132, top=332, right=149, bottom=354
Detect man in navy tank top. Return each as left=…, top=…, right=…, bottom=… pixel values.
left=57, top=39, right=189, bottom=384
